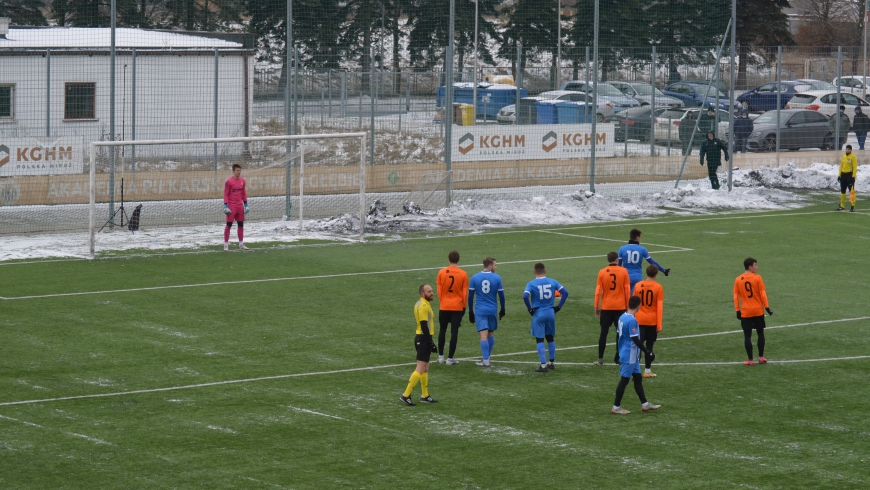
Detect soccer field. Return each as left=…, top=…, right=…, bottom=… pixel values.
left=1, top=201, right=868, bottom=489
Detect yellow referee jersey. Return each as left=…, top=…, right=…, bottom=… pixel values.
left=414, top=298, right=434, bottom=335
left=839, top=153, right=858, bottom=178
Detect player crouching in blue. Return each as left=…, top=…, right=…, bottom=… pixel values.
left=612, top=296, right=661, bottom=415
left=468, top=257, right=506, bottom=367
left=523, top=262, right=568, bottom=373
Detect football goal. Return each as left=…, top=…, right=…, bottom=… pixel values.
left=87, top=132, right=367, bottom=258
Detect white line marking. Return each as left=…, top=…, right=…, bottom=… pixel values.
left=0, top=414, right=112, bottom=444
left=537, top=230, right=693, bottom=250
left=288, top=406, right=349, bottom=421
left=1, top=316, right=867, bottom=408
left=0, top=249, right=692, bottom=300
left=493, top=355, right=870, bottom=367
left=482, top=316, right=870, bottom=358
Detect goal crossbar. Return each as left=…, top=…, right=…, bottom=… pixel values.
left=88, top=132, right=368, bottom=259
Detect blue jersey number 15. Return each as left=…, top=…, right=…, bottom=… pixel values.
left=537, top=284, right=552, bottom=300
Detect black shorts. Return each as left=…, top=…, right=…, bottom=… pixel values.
left=840, top=174, right=855, bottom=194
left=415, top=334, right=433, bottom=362
left=741, top=316, right=766, bottom=331
left=639, top=325, right=658, bottom=342
left=439, top=310, right=464, bottom=328
left=600, top=309, right=625, bottom=329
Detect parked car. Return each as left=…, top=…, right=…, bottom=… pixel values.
left=614, top=106, right=670, bottom=142
left=557, top=81, right=641, bottom=112
left=610, top=81, right=684, bottom=108
left=785, top=90, right=870, bottom=124
left=662, top=82, right=731, bottom=110
left=737, top=81, right=813, bottom=112
left=730, top=109, right=833, bottom=152
left=833, top=76, right=870, bottom=95
left=795, top=79, right=836, bottom=91
left=683, top=79, right=729, bottom=96
left=653, top=108, right=731, bottom=144
left=496, top=90, right=613, bottom=123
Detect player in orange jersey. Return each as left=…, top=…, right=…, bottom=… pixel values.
left=733, top=257, right=773, bottom=366
left=594, top=252, right=631, bottom=366
left=436, top=250, right=469, bottom=365
left=634, top=265, right=664, bottom=378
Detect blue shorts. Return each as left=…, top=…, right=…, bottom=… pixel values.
left=530, top=309, right=556, bottom=338
left=476, top=315, right=498, bottom=332
left=619, top=361, right=641, bottom=378
left=630, top=279, right=640, bottom=295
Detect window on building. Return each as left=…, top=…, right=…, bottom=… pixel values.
left=65, top=83, right=96, bottom=120
left=0, top=85, right=12, bottom=119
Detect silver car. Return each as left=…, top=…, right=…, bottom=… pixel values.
left=610, top=81, right=684, bottom=108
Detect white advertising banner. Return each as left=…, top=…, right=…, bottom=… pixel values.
left=451, top=124, right=615, bottom=162
left=0, top=138, right=85, bottom=176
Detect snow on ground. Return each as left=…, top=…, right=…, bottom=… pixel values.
left=3, top=162, right=854, bottom=262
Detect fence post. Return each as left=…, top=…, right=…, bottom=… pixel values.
left=328, top=69, right=332, bottom=117
left=651, top=45, right=656, bottom=157
left=131, top=48, right=136, bottom=171
left=515, top=43, right=522, bottom=126
left=370, top=46, right=376, bottom=170
left=590, top=0, right=600, bottom=194
left=445, top=0, right=455, bottom=207
left=45, top=49, right=50, bottom=138
left=214, top=48, right=219, bottom=171
left=776, top=46, right=782, bottom=166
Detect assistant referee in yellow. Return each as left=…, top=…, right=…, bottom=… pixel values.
left=838, top=144, right=858, bottom=212
left=400, top=284, right=439, bottom=406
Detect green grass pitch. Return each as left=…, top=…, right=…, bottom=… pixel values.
left=1, top=201, right=868, bottom=489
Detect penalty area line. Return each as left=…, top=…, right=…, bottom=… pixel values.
left=0, top=249, right=692, bottom=301
left=493, top=355, right=870, bottom=367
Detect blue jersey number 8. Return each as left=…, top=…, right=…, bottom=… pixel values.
left=481, top=280, right=491, bottom=294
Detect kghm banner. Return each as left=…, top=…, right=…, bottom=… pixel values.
left=451, top=124, right=616, bottom=162
left=0, top=139, right=85, bottom=176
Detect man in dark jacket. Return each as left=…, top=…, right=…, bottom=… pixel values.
left=828, top=105, right=851, bottom=150
left=679, top=111, right=698, bottom=156
left=853, top=106, right=870, bottom=150
left=733, top=110, right=754, bottom=153
left=697, top=106, right=718, bottom=137
left=700, top=131, right=729, bottom=190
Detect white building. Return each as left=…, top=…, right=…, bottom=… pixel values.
left=0, top=26, right=253, bottom=170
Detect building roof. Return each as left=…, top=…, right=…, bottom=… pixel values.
left=0, top=27, right=242, bottom=49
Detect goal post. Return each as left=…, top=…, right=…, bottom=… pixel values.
left=88, top=132, right=367, bottom=259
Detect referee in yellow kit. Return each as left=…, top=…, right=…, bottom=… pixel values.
left=838, top=144, right=858, bottom=212
left=400, top=284, right=439, bottom=406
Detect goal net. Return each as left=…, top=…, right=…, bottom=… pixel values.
left=403, top=171, right=452, bottom=213
left=82, top=133, right=367, bottom=258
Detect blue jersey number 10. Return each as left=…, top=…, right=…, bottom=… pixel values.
left=537, top=284, right=552, bottom=300
left=625, top=251, right=640, bottom=264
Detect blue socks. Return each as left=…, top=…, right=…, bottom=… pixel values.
left=480, top=340, right=490, bottom=360
left=536, top=343, right=547, bottom=364
left=547, top=341, right=556, bottom=362
left=488, top=337, right=495, bottom=355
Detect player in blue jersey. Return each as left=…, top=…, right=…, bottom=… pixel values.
left=618, top=229, right=671, bottom=293
left=523, top=262, right=569, bottom=373
left=612, top=296, right=661, bottom=415
left=468, top=257, right=506, bottom=367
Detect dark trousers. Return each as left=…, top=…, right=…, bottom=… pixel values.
left=734, top=137, right=747, bottom=153
left=438, top=310, right=463, bottom=359
left=639, top=326, right=658, bottom=369
left=857, top=132, right=867, bottom=150
left=707, top=164, right=721, bottom=190
left=681, top=139, right=692, bottom=156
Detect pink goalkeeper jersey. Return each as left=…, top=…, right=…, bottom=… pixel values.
left=224, top=177, right=247, bottom=206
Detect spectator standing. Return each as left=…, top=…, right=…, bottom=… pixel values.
left=852, top=107, right=870, bottom=150
left=829, top=105, right=851, bottom=150
left=733, top=110, right=753, bottom=153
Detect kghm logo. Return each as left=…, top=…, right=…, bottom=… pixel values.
left=458, top=133, right=474, bottom=155
left=0, top=144, right=9, bottom=167
left=542, top=131, right=557, bottom=152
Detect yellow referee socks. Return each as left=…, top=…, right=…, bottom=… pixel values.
left=841, top=193, right=847, bottom=208
left=403, top=372, right=421, bottom=398
left=420, top=373, right=429, bottom=398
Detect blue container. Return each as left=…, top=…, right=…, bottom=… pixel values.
left=437, top=84, right=528, bottom=120
left=554, top=101, right=589, bottom=124
left=535, top=100, right=559, bottom=124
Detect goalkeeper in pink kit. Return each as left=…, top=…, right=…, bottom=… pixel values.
left=223, top=164, right=249, bottom=251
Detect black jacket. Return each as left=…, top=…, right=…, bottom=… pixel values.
left=853, top=112, right=870, bottom=133
left=700, top=137, right=729, bottom=168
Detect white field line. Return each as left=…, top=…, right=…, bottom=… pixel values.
left=0, top=249, right=691, bottom=301
left=0, top=414, right=112, bottom=445
left=494, top=356, right=870, bottom=367
left=0, top=208, right=848, bottom=267
left=0, top=316, right=867, bottom=408
left=482, top=316, right=870, bottom=359
left=537, top=230, right=693, bottom=250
